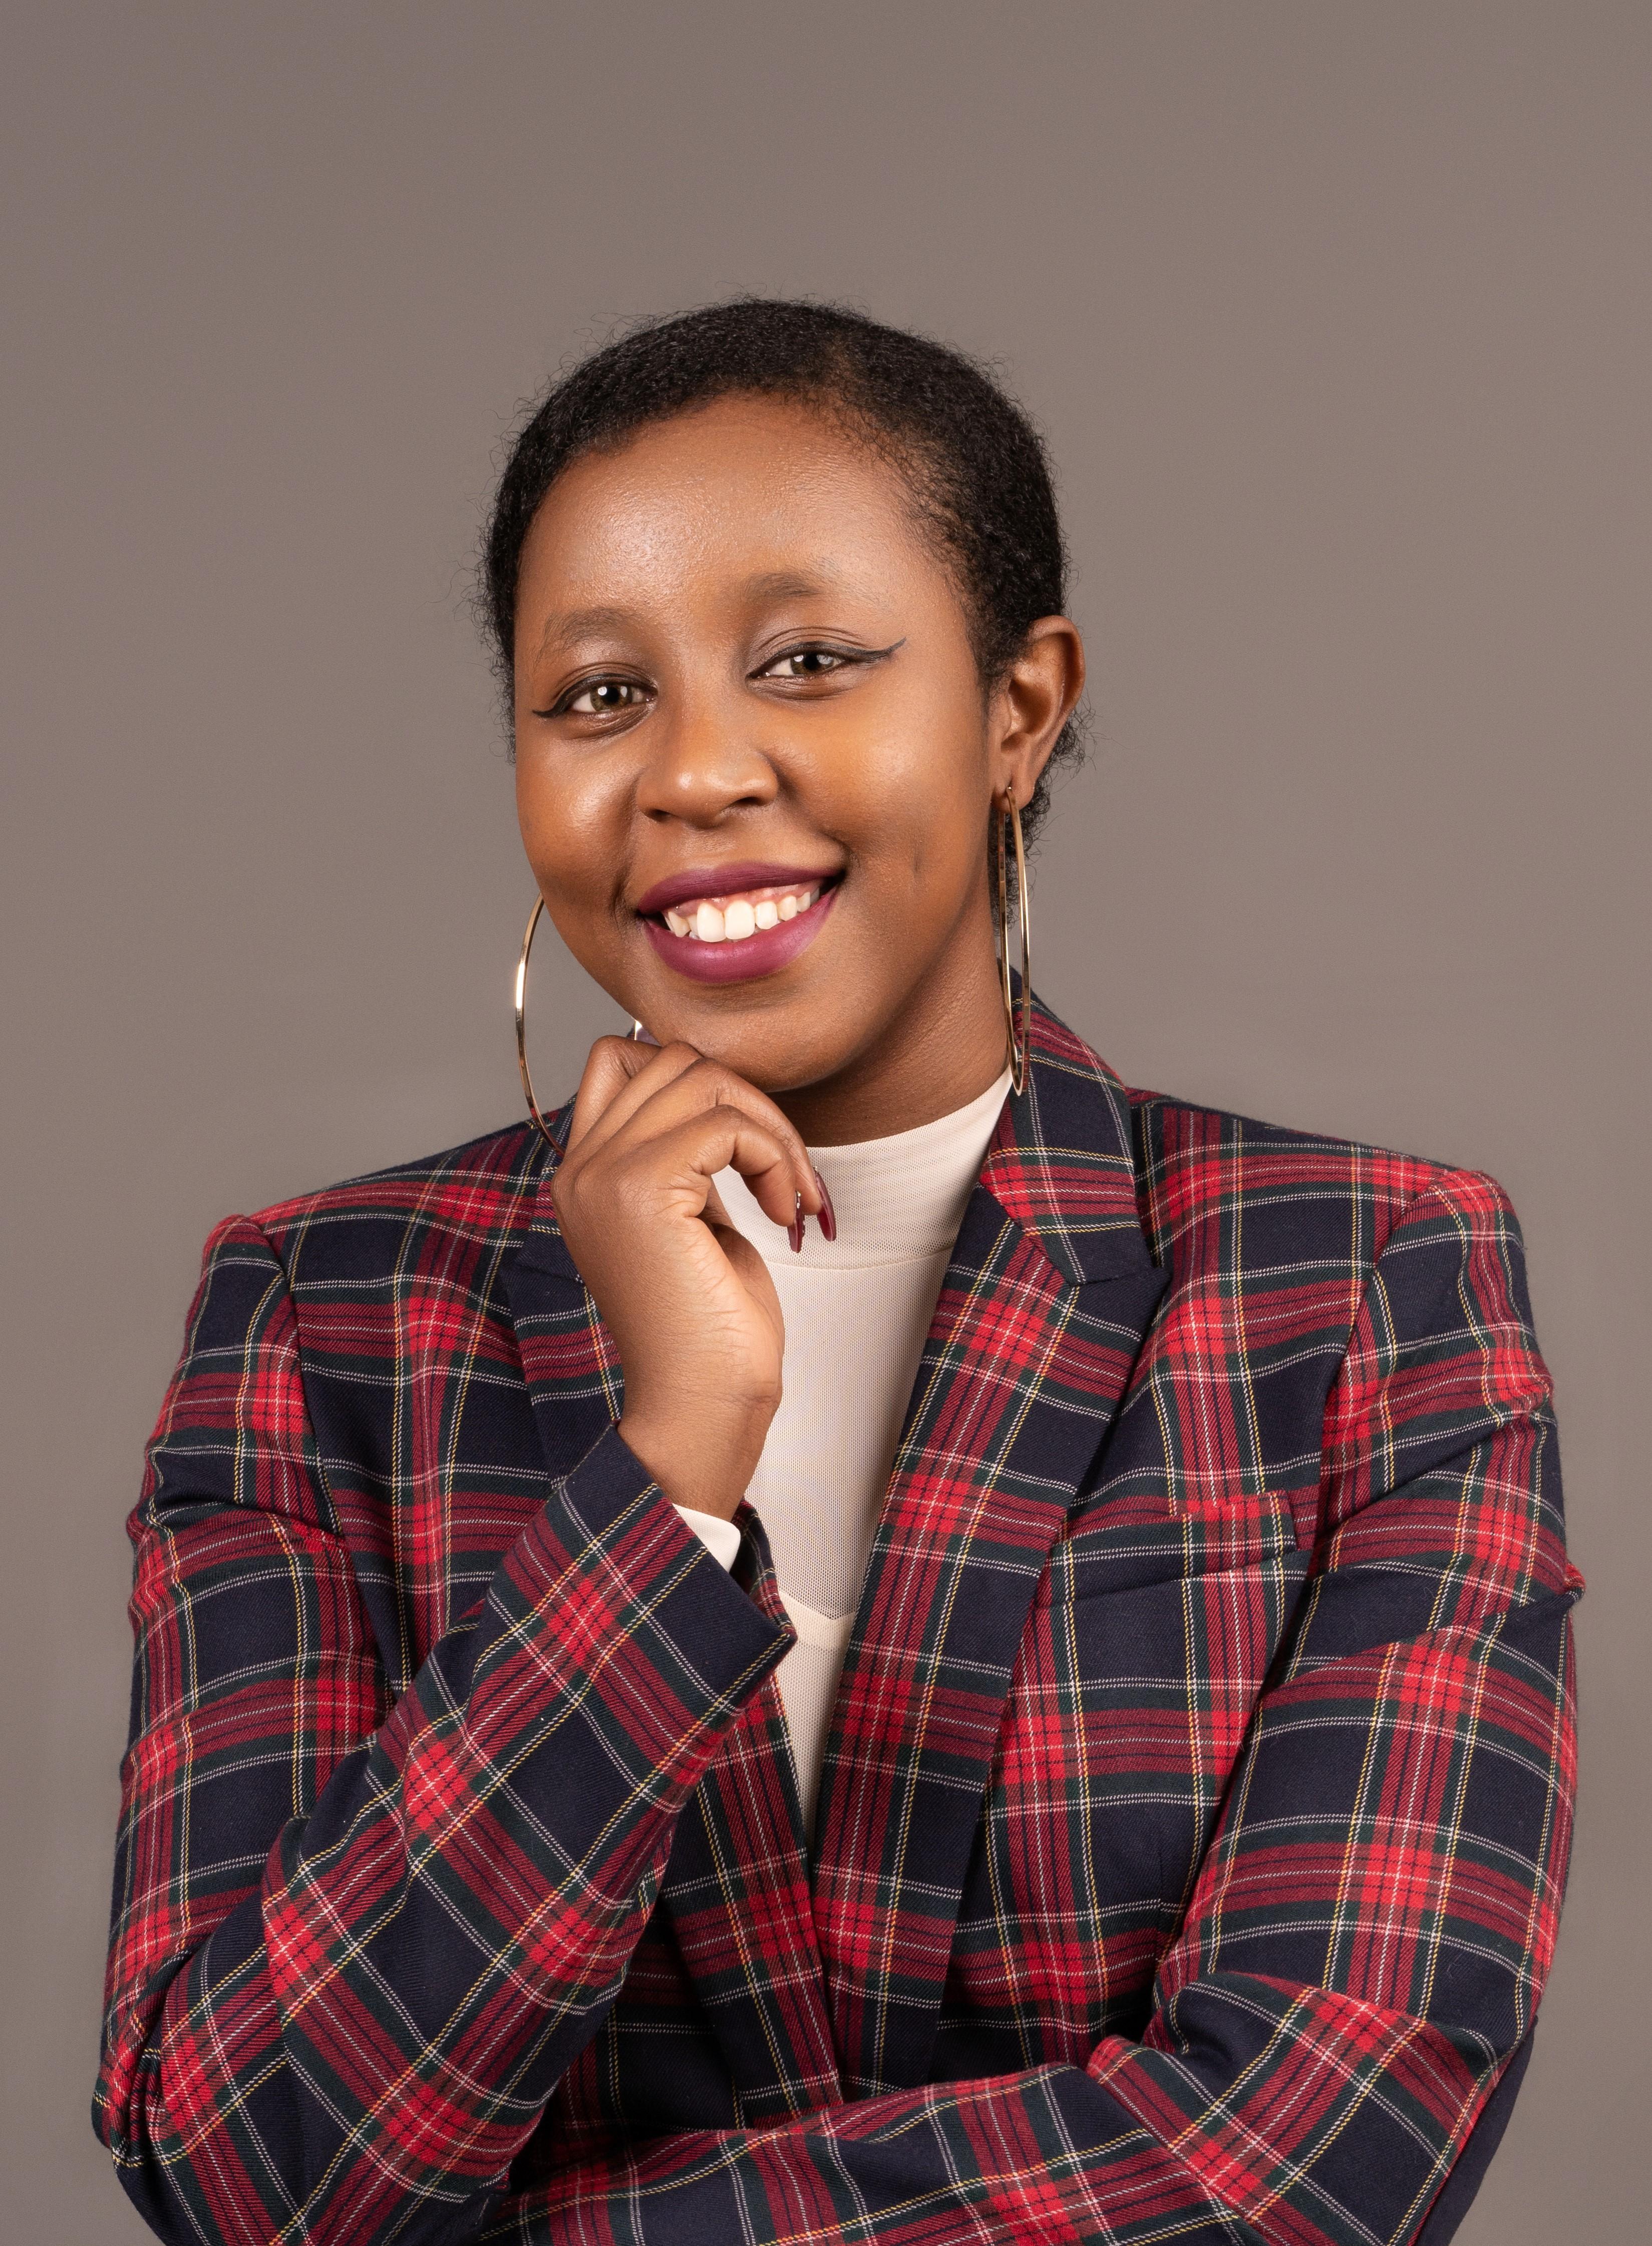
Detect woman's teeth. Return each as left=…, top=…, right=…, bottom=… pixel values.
left=661, top=886, right=821, bottom=943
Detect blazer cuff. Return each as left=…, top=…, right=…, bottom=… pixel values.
left=530, top=1422, right=790, bottom=1729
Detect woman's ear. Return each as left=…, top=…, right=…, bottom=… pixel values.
left=991, top=615, right=1085, bottom=808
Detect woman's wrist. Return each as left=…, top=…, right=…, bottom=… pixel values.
left=618, top=1409, right=762, bottom=1522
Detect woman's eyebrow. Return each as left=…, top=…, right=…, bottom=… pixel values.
left=742, top=568, right=850, bottom=603
left=535, top=572, right=856, bottom=658
left=534, top=605, right=640, bottom=656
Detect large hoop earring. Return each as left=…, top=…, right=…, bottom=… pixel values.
left=515, top=897, right=653, bottom=1148
left=514, top=896, right=558, bottom=1148
left=994, top=789, right=1032, bottom=1095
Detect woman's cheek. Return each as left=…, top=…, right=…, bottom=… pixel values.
left=519, top=752, right=619, bottom=881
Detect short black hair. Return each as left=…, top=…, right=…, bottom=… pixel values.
left=481, top=298, right=1083, bottom=833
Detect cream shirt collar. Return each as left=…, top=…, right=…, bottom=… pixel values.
left=715, top=1068, right=1014, bottom=1269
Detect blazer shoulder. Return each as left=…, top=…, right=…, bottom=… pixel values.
left=1123, top=1084, right=1520, bottom=1275
left=238, top=1119, right=549, bottom=1284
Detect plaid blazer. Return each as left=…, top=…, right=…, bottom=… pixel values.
left=96, top=1001, right=1580, bottom=2246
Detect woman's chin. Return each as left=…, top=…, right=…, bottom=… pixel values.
left=621, top=988, right=849, bottom=1095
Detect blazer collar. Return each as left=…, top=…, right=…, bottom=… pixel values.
left=506, top=1104, right=576, bottom=1282
left=978, top=994, right=1153, bottom=1287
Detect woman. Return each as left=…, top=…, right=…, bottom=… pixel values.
left=95, top=302, right=1580, bottom=2246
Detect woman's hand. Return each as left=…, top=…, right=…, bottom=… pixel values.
left=551, top=1037, right=826, bottom=1520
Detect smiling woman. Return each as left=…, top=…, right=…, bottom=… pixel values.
left=95, top=302, right=1579, bottom=2246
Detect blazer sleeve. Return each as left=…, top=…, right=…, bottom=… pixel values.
left=93, top=1214, right=790, bottom=2246
left=506, top=1168, right=1581, bottom=2246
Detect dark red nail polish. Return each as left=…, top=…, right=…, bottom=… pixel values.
left=788, top=1190, right=805, bottom=1254
left=813, top=1167, right=837, bottom=1242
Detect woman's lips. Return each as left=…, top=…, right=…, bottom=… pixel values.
left=641, top=881, right=839, bottom=984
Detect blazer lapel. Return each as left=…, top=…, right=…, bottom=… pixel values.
left=811, top=1003, right=1169, bottom=2097
left=502, top=1127, right=841, bottom=2120
left=502, top=1123, right=625, bottom=1476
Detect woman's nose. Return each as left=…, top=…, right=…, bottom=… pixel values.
left=634, top=690, right=779, bottom=826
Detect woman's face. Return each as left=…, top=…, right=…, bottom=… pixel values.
left=512, top=394, right=1081, bottom=1130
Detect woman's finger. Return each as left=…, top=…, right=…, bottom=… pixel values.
left=603, top=1107, right=812, bottom=1235
left=596, top=1057, right=822, bottom=1226
left=566, top=1037, right=702, bottom=1154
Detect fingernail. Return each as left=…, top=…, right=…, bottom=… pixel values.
left=812, top=1167, right=837, bottom=1242
left=788, top=1189, right=805, bottom=1254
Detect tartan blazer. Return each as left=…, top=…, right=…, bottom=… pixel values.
left=96, top=1001, right=1580, bottom=2246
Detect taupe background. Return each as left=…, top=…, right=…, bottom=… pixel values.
left=3, top=4, right=1645, bottom=2237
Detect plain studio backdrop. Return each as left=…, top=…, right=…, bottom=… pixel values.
left=2, top=5, right=1646, bottom=2238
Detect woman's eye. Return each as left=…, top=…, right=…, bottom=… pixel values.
left=761, top=647, right=850, bottom=682
left=563, top=679, right=645, bottom=716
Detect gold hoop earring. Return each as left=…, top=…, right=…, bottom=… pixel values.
left=994, top=789, right=1032, bottom=1095
left=514, top=896, right=559, bottom=1149
left=515, top=897, right=654, bottom=1147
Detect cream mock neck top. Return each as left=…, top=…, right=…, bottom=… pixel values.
left=676, top=1069, right=1012, bottom=1836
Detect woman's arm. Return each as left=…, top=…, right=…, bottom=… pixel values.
left=94, top=1210, right=791, bottom=2246
left=490, top=1168, right=1580, bottom=2246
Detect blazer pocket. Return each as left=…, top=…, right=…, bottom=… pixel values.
left=1040, top=1487, right=1310, bottom=1606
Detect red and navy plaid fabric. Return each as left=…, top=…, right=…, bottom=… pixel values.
left=96, top=1002, right=1579, bottom=2246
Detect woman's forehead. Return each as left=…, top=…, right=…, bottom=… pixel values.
left=515, top=396, right=936, bottom=617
